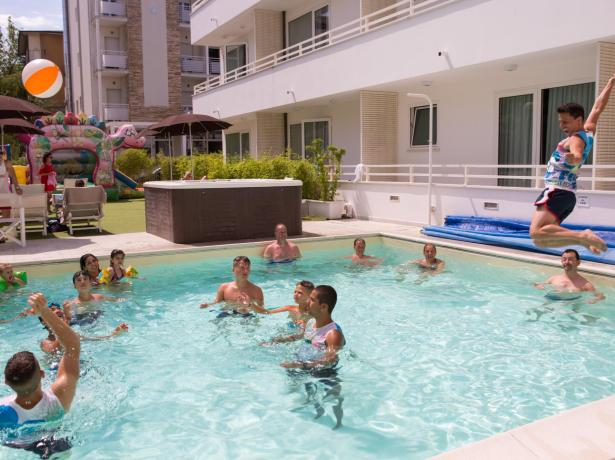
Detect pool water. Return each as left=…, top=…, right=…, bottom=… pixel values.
left=1, top=238, right=615, bottom=459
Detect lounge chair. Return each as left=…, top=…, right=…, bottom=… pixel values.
left=63, top=186, right=106, bottom=235
left=0, top=193, right=26, bottom=246
left=13, top=184, right=48, bottom=236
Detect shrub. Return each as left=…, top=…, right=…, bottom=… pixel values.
left=115, top=149, right=154, bottom=183
left=305, top=139, right=346, bottom=201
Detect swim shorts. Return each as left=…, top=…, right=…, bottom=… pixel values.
left=534, top=187, right=576, bottom=223
left=5, top=436, right=71, bottom=459
left=69, top=310, right=103, bottom=326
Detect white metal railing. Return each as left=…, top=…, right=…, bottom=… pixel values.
left=181, top=55, right=206, bottom=73
left=194, top=0, right=459, bottom=94
left=102, top=50, right=128, bottom=69
left=334, top=163, right=615, bottom=191
left=100, top=0, right=126, bottom=17
left=103, top=103, right=129, bottom=121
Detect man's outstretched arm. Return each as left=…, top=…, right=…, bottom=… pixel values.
left=585, top=74, right=615, bottom=133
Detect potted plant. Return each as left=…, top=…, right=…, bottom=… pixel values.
left=305, top=138, right=346, bottom=219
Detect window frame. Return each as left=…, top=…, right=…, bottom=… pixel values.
left=287, top=118, right=331, bottom=159
left=225, top=131, right=251, bottom=160
left=409, top=104, right=439, bottom=149
left=224, top=43, right=248, bottom=77
left=286, top=3, right=329, bottom=51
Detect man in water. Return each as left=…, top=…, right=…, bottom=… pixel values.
left=413, top=243, right=445, bottom=273
left=534, top=249, right=604, bottom=303
left=263, top=223, right=301, bottom=262
left=0, top=293, right=80, bottom=457
left=530, top=74, right=615, bottom=254
left=200, top=256, right=264, bottom=311
left=347, top=238, right=383, bottom=266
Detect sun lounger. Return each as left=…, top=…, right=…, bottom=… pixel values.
left=0, top=193, right=26, bottom=246
left=63, top=186, right=106, bottom=235
left=12, top=184, right=48, bottom=236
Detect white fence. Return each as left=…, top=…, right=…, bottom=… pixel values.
left=194, top=0, right=459, bottom=94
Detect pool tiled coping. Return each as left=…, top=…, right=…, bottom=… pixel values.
left=2, top=219, right=615, bottom=458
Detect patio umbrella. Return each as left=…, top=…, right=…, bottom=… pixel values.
left=0, top=118, right=44, bottom=158
left=148, top=114, right=232, bottom=178
left=0, top=95, right=50, bottom=119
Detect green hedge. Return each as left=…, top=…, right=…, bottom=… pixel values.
left=115, top=149, right=154, bottom=183
left=155, top=153, right=320, bottom=199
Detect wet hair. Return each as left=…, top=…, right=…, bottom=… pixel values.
left=423, top=243, right=437, bottom=253
left=39, top=307, right=64, bottom=333
left=42, top=153, right=53, bottom=164
left=563, top=249, right=580, bottom=261
left=80, top=253, right=99, bottom=271
left=297, top=280, right=315, bottom=291
left=353, top=238, right=366, bottom=248
left=557, top=103, right=585, bottom=120
left=4, top=351, right=39, bottom=389
left=110, top=249, right=126, bottom=264
left=314, top=285, right=337, bottom=313
left=75, top=179, right=85, bottom=187
left=233, top=256, right=250, bottom=267
left=72, top=270, right=90, bottom=285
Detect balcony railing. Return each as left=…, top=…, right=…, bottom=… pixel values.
left=100, top=0, right=126, bottom=17
left=337, top=163, right=615, bottom=191
left=102, top=50, right=128, bottom=69
left=103, top=103, right=129, bottom=122
left=192, top=0, right=210, bottom=12
left=181, top=55, right=206, bottom=73
left=208, top=57, right=220, bottom=75
left=194, top=0, right=459, bottom=95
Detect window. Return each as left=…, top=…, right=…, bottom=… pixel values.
left=225, top=44, right=246, bottom=78
left=498, top=94, right=533, bottom=187
left=410, top=105, right=437, bottom=147
left=287, top=5, right=330, bottom=56
left=208, top=47, right=220, bottom=75
left=193, top=130, right=222, bottom=154
left=288, top=120, right=330, bottom=159
left=225, top=132, right=250, bottom=161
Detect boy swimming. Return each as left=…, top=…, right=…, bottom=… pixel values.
left=251, top=280, right=314, bottom=328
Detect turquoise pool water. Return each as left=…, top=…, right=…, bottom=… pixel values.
left=1, top=238, right=615, bottom=459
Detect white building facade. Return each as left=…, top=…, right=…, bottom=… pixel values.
left=190, top=0, right=615, bottom=224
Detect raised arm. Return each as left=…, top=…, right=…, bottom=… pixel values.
left=29, top=294, right=81, bottom=411
left=585, top=74, right=615, bottom=133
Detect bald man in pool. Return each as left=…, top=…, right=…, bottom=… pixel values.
left=263, top=223, right=302, bottom=262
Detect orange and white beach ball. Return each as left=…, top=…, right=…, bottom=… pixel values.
left=21, top=59, right=63, bottom=98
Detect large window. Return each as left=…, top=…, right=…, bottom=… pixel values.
left=225, top=44, right=247, bottom=78
left=226, top=132, right=250, bottom=161
left=287, top=5, right=329, bottom=56
left=498, top=94, right=533, bottom=187
left=288, top=120, right=330, bottom=159
left=410, top=105, right=438, bottom=147
left=193, top=130, right=223, bottom=154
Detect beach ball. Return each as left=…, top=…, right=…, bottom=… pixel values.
left=21, top=59, right=63, bottom=98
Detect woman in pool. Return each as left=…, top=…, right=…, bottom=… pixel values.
left=80, top=253, right=101, bottom=286
left=99, top=249, right=138, bottom=284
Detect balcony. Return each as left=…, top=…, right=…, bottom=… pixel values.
left=100, top=0, right=126, bottom=17
left=181, top=55, right=206, bottom=74
left=103, top=103, right=129, bottom=122
left=102, top=51, right=128, bottom=70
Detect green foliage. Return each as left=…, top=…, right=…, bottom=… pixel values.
left=154, top=152, right=320, bottom=199
left=305, top=139, right=346, bottom=201
left=115, top=149, right=154, bottom=183
left=0, top=18, right=23, bottom=76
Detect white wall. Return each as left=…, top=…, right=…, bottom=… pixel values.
left=193, top=0, right=615, bottom=119
left=191, top=0, right=260, bottom=45
left=339, top=182, right=615, bottom=227
left=142, top=0, right=169, bottom=107
left=330, top=0, right=360, bottom=28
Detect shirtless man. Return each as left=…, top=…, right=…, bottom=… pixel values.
left=346, top=238, right=383, bottom=266
left=413, top=243, right=445, bottom=273
left=530, top=74, right=615, bottom=254
left=263, top=224, right=301, bottom=262
left=63, top=271, right=122, bottom=325
left=200, top=256, right=264, bottom=311
left=534, top=249, right=604, bottom=303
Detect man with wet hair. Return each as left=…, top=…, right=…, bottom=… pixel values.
left=530, top=74, right=615, bottom=254
left=200, top=256, right=264, bottom=310
left=534, top=249, right=604, bottom=303
left=1, top=293, right=81, bottom=456
left=263, top=223, right=302, bottom=262
left=347, top=238, right=383, bottom=266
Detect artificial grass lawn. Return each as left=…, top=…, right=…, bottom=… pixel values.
left=27, top=199, right=145, bottom=240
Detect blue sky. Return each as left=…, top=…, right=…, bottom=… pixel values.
left=0, top=0, right=63, bottom=32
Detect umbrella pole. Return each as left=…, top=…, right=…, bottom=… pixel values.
left=189, top=123, right=194, bottom=179
left=168, top=132, right=172, bottom=180
left=1, top=125, right=4, bottom=157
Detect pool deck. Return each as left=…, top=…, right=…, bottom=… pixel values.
left=2, top=219, right=615, bottom=459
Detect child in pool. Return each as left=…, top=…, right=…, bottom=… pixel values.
left=251, top=280, right=314, bottom=328
left=99, top=249, right=138, bottom=284
left=0, top=263, right=27, bottom=290
left=63, top=271, right=124, bottom=324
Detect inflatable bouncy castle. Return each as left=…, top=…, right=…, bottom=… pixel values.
left=23, top=112, right=145, bottom=189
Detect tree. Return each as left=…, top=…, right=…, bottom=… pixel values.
left=0, top=17, right=24, bottom=76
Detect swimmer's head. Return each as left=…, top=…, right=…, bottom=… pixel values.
left=39, top=306, right=66, bottom=332
left=80, top=253, right=100, bottom=276
left=561, top=249, right=581, bottom=271
left=309, top=285, right=338, bottom=314
left=274, top=223, right=288, bottom=241
left=294, top=280, right=315, bottom=306
left=233, top=256, right=250, bottom=267
left=4, top=351, right=43, bottom=396
left=75, top=179, right=85, bottom=187
left=423, top=243, right=437, bottom=260
left=557, top=103, right=585, bottom=136
left=72, top=270, right=91, bottom=290
left=232, top=256, right=251, bottom=278
left=110, top=249, right=126, bottom=266
left=0, top=263, right=15, bottom=282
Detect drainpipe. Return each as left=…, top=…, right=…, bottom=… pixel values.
left=407, top=92, right=433, bottom=226
left=62, top=0, right=74, bottom=112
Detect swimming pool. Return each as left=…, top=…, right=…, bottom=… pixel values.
left=1, top=237, right=614, bottom=459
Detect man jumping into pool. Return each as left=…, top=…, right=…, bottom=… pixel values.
left=534, top=249, right=604, bottom=304
left=0, top=293, right=80, bottom=457
left=530, top=74, right=615, bottom=254
left=200, top=256, right=264, bottom=312
left=263, top=223, right=302, bottom=262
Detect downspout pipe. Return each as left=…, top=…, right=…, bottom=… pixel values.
left=62, top=0, right=74, bottom=112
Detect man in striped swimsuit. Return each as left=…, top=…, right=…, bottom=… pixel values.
left=530, top=74, right=614, bottom=254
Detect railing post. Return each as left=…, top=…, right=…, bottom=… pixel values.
left=366, top=166, right=370, bottom=182
left=409, top=0, right=415, bottom=16
left=463, top=165, right=469, bottom=186
left=534, top=165, right=542, bottom=188
left=409, top=165, right=414, bottom=183
left=591, top=164, right=596, bottom=191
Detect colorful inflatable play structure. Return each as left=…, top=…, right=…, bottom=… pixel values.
left=21, top=111, right=144, bottom=191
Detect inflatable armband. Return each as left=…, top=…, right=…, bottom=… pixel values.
left=98, top=267, right=113, bottom=285
left=125, top=266, right=138, bottom=277
left=0, top=271, right=27, bottom=292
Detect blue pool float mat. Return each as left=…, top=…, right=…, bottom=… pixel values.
left=422, top=215, right=615, bottom=265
